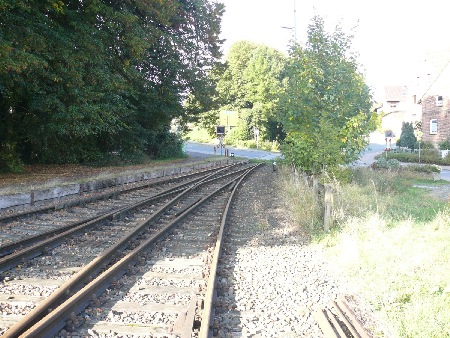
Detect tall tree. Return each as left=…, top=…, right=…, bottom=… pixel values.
left=398, top=122, right=417, bottom=149
left=0, top=0, right=224, bottom=170
left=214, top=41, right=287, bottom=142
left=279, top=16, right=378, bottom=174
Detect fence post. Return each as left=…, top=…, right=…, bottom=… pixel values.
left=324, top=184, right=333, bottom=232
left=312, top=175, right=319, bottom=196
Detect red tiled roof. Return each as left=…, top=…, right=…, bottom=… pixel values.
left=385, top=86, right=408, bottom=102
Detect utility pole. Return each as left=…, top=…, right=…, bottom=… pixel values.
left=293, top=0, right=297, bottom=43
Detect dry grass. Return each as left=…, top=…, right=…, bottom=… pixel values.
left=0, top=156, right=214, bottom=195
left=277, top=166, right=450, bottom=337
left=276, top=167, right=323, bottom=233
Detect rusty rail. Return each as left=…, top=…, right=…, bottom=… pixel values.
left=315, top=297, right=371, bottom=338
left=2, top=164, right=257, bottom=338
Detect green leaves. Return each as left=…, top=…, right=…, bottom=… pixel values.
left=279, top=15, right=377, bottom=174
left=214, top=41, right=287, bottom=142
left=398, top=122, right=417, bottom=149
left=0, top=0, right=224, bottom=169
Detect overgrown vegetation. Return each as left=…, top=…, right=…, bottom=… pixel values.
left=189, top=41, right=287, bottom=148
left=186, top=15, right=377, bottom=165
left=0, top=1, right=224, bottom=171
left=278, top=166, right=450, bottom=337
left=397, top=122, right=417, bottom=149
left=279, top=16, right=377, bottom=174
left=381, top=150, right=450, bottom=165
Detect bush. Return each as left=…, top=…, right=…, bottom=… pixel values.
left=323, top=166, right=353, bottom=184
left=0, top=143, right=24, bottom=173
left=405, top=164, right=441, bottom=173
left=373, top=157, right=400, bottom=170
left=398, top=122, right=416, bottom=149
left=412, top=140, right=435, bottom=150
left=438, top=138, right=450, bottom=150
left=146, top=130, right=186, bottom=159
left=383, top=149, right=450, bottom=165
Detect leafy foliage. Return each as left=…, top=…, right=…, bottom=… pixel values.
left=279, top=16, right=377, bottom=174
left=416, top=140, right=435, bottom=150
left=0, top=0, right=224, bottom=170
left=398, top=122, right=417, bottom=149
left=405, top=164, right=441, bottom=173
left=373, top=157, right=400, bottom=170
left=383, top=149, right=450, bottom=164
left=438, top=138, right=450, bottom=150
left=211, top=41, right=287, bottom=143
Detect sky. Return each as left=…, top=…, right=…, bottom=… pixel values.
left=218, top=0, right=450, bottom=100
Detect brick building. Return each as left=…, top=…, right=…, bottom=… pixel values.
left=420, top=49, right=450, bottom=146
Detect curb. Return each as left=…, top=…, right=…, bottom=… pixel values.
left=0, top=160, right=230, bottom=210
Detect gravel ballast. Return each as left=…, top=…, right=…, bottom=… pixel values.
left=212, top=165, right=380, bottom=337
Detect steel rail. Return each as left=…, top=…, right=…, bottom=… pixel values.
left=198, top=163, right=262, bottom=338
left=0, top=164, right=238, bottom=257
left=2, top=164, right=257, bottom=338
left=314, top=297, right=371, bottom=338
left=0, top=163, right=246, bottom=271
left=0, top=162, right=236, bottom=223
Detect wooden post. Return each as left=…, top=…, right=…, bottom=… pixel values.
left=324, top=184, right=333, bottom=232
left=312, top=175, right=319, bottom=196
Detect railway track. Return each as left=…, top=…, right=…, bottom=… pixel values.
left=0, top=162, right=236, bottom=238
left=315, top=298, right=371, bottom=338
left=0, top=162, right=239, bottom=261
left=0, top=162, right=260, bottom=337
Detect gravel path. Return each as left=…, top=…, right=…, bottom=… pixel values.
left=212, top=165, right=380, bottom=337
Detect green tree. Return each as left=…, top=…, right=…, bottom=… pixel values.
left=398, top=122, right=417, bottom=149
left=0, top=0, right=224, bottom=170
left=214, top=41, right=287, bottom=142
left=279, top=16, right=377, bottom=174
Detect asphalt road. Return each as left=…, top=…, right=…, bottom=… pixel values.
left=185, top=139, right=450, bottom=181
left=185, top=141, right=281, bottom=161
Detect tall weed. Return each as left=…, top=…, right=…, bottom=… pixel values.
left=276, top=167, right=322, bottom=233
left=278, top=165, right=450, bottom=337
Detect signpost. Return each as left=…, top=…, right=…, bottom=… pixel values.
left=414, top=130, right=423, bottom=163
left=254, top=127, right=259, bottom=149
left=216, top=126, right=225, bottom=156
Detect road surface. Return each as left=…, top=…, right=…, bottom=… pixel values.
left=185, top=141, right=280, bottom=161
left=185, top=137, right=450, bottom=181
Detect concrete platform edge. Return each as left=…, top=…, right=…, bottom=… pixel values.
left=0, top=160, right=229, bottom=210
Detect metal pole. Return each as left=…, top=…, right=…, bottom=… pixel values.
left=419, top=141, right=421, bottom=163
left=293, top=0, right=297, bottom=42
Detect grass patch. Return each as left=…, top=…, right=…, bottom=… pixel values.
left=278, top=166, right=450, bottom=337
left=324, top=213, right=450, bottom=337
left=184, top=126, right=214, bottom=143
left=0, top=156, right=223, bottom=195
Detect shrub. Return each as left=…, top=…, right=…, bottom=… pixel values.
left=224, top=124, right=248, bottom=145
left=421, top=141, right=436, bottom=150
left=384, top=150, right=444, bottom=164
left=323, top=166, right=353, bottom=184
left=373, top=157, right=400, bottom=170
left=438, top=138, right=450, bottom=150
left=405, top=164, right=441, bottom=173
left=0, top=143, right=24, bottom=173
left=146, top=130, right=185, bottom=159
left=398, top=122, right=416, bottom=149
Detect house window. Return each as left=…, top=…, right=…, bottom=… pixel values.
left=430, top=119, right=438, bottom=134
left=436, top=95, right=443, bottom=107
